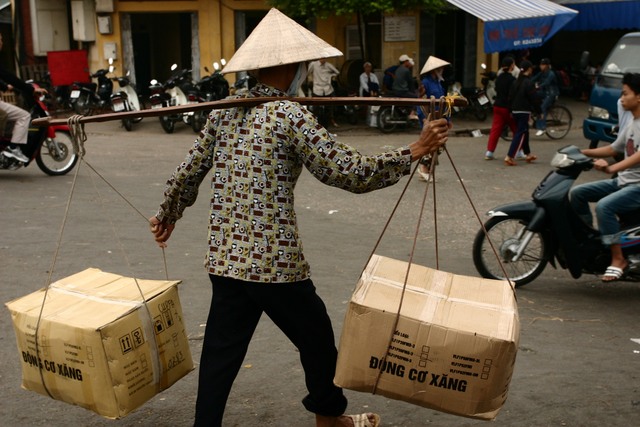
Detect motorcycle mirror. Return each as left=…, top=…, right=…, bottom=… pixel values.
left=220, top=58, right=226, bottom=66
left=480, top=63, right=487, bottom=70
left=204, top=66, right=210, bottom=73
left=126, top=70, right=131, bottom=77
left=171, top=63, right=178, bottom=71
left=213, top=62, right=220, bottom=71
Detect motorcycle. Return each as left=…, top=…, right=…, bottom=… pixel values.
left=376, top=104, right=420, bottom=133
left=0, top=84, right=78, bottom=175
left=472, top=145, right=640, bottom=287
left=449, top=81, right=490, bottom=121
left=149, top=64, right=198, bottom=134
left=480, top=63, right=497, bottom=105
left=69, top=64, right=114, bottom=116
left=110, top=70, right=143, bottom=131
left=191, top=60, right=230, bottom=133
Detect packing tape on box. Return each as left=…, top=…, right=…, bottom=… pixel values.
left=44, top=285, right=163, bottom=389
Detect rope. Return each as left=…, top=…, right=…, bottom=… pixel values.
left=32, top=115, right=170, bottom=397
left=369, top=96, right=516, bottom=394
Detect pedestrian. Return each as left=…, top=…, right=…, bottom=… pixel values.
left=308, top=58, right=340, bottom=127
left=391, top=54, right=419, bottom=120
left=359, top=61, right=379, bottom=97
left=0, top=33, right=47, bottom=163
left=417, top=55, right=450, bottom=180
left=531, top=58, right=559, bottom=136
left=569, top=72, right=640, bottom=282
left=484, top=57, right=517, bottom=160
left=505, top=60, right=538, bottom=166
left=148, top=8, right=449, bottom=427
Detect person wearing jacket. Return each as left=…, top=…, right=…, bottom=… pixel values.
left=531, top=58, right=559, bottom=136
left=505, top=60, right=538, bottom=166
left=484, top=57, right=517, bottom=160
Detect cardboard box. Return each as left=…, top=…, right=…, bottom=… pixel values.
left=6, top=268, right=194, bottom=419
left=334, top=255, right=519, bottom=420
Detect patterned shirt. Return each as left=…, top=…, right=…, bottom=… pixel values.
left=157, top=83, right=412, bottom=283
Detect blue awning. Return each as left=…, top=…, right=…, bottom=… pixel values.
left=554, top=0, right=640, bottom=31
left=447, top=0, right=579, bottom=53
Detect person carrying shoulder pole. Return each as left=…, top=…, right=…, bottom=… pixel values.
left=148, top=8, right=449, bottom=427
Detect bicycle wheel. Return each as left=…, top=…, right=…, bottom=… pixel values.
left=545, top=104, right=572, bottom=140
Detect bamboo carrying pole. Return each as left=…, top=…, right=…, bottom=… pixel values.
left=31, top=96, right=468, bottom=127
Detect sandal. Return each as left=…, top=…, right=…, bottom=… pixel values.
left=504, top=156, right=517, bottom=166
left=602, top=265, right=626, bottom=282
left=526, top=154, right=538, bottom=163
left=344, top=413, right=381, bottom=427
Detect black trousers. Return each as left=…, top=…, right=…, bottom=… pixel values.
left=194, top=275, right=348, bottom=426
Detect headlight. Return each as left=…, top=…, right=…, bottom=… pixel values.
left=588, top=106, right=610, bottom=120
left=550, top=152, right=575, bottom=168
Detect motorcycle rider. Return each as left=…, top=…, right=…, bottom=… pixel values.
left=392, top=54, right=419, bottom=121
left=0, top=33, right=47, bottom=163
left=570, top=72, right=640, bottom=282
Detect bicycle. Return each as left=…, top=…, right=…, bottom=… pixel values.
left=501, top=102, right=572, bottom=141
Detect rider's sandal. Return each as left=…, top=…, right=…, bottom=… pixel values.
left=601, top=265, right=626, bottom=282
left=526, top=154, right=538, bottom=163
left=342, top=413, right=381, bottom=427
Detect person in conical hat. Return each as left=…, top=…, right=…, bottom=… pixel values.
left=149, top=8, right=449, bottom=427
left=417, top=56, right=451, bottom=181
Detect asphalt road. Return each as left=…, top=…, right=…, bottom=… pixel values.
left=1, top=107, right=639, bottom=426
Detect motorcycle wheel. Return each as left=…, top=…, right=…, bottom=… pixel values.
left=159, top=116, right=175, bottom=134
left=472, top=216, right=549, bottom=287
left=122, top=118, right=133, bottom=132
left=473, top=103, right=488, bottom=121
left=377, top=107, right=397, bottom=133
left=73, top=94, right=92, bottom=116
left=35, top=131, right=79, bottom=176
left=192, top=111, right=205, bottom=133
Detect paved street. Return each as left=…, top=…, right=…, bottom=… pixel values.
left=1, top=100, right=639, bottom=426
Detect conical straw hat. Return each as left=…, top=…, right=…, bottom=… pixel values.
left=420, top=56, right=450, bottom=75
left=222, top=8, right=343, bottom=74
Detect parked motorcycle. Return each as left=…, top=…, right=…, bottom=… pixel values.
left=473, top=145, right=640, bottom=287
left=191, top=60, right=230, bottom=132
left=449, top=81, right=490, bottom=121
left=110, top=70, right=143, bottom=131
left=149, top=64, right=198, bottom=134
left=0, top=84, right=78, bottom=175
left=69, top=64, right=114, bottom=116
left=376, top=104, right=420, bottom=133
left=480, top=63, right=497, bottom=105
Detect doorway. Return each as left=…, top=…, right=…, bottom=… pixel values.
left=124, top=12, right=194, bottom=98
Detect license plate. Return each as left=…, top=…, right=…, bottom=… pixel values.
left=70, top=90, right=80, bottom=98
left=112, top=101, right=126, bottom=112
left=151, top=104, right=163, bottom=110
left=478, top=95, right=489, bottom=105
